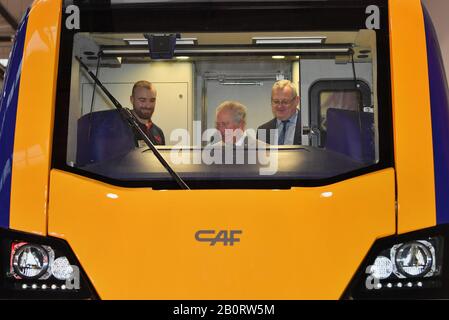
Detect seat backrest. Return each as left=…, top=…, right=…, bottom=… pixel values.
left=76, top=109, right=135, bottom=166
left=325, top=108, right=375, bottom=163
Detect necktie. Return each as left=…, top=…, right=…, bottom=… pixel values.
left=278, top=120, right=290, bottom=145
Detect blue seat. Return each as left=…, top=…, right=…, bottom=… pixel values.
left=324, top=108, right=375, bottom=163
left=76, top=109, right=136, bottom=166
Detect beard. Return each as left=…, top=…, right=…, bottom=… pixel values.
left=134, top=108, right=154, bottom=120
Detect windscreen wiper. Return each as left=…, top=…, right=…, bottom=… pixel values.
left=75, top=56, right=190, bottom=190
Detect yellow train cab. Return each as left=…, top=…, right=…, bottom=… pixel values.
left=0, top=0, right=448, bottom=300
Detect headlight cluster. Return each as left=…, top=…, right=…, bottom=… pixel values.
left=0, top=228, right=97, bottom=299
left=342, top=225, right=449, bottom=299
left=10, top=242, right=76, bottom=287
left=368, top=238, right=442, bottom=290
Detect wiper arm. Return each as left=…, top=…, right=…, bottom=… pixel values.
left=75, top=56, right=190, bottom=190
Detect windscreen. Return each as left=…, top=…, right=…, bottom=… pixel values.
left=53, top=1, right=392, bottom=189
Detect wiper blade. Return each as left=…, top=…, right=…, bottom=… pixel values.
left=75, top=55, right=190, bottom=190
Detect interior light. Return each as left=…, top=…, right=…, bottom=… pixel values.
left=253, top=36, right=326, bottom=45
left=176, top=56, right=190, bottom=60
left=176, top=38, right=197, bottom=45
left=124, top=38, right=197, bottom=46
left=272, top=55, right=285, bottom=60
left=125, top=40, right=147, bottom=45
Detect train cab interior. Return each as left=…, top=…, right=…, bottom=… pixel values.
left=64, top=29, right=380, bottom=187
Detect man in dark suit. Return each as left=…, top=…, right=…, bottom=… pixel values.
left=257, top=80, right=302, bottom=145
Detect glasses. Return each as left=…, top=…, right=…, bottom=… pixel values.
left=271, top=97, right=296, bottom=106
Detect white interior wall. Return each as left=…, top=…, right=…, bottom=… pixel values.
left=205, top=80, right=275, bottom=133
left=194, top=60, right=295, bottom=134
left=67, top=61, right=194, bottom=162
left=81, top=62, right=193, bottom=144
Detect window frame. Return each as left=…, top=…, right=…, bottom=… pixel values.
left=309, top=79, right=372, bottom=147
left=52, top=0, right=394, bottom=189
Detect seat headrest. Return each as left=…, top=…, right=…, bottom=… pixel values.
left=325, top=108, right=375, bottom=163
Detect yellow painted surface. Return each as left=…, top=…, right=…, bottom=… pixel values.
left=389, top=0, right=436, bottom=233
left=48, top=169, right=395, bottom=299
left=5, top=0, right=436, bottom=299
left=9, top=0, right=61, bottom=234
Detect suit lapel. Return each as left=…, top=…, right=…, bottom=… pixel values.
left=262, top=115, right=301, bottom=145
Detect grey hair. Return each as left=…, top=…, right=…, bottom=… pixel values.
left=216, top=100, right=247, bottom=126
left=271, top=80, right=298, bottom=98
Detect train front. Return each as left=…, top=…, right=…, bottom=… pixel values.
left=1, top=0, right=449, bottom=300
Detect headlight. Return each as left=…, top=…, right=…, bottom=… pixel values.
left=11, top=243, right=53, bottom=280
left=372, top=256, right=393, bottom=280
left=393, top=241, right=435, bottom=278
left=369, top=238, right=441, bottom=286
left=51, top=257, right=74, bottom=281
left=10, top=243, right=75, bottom=282
left=342, top=225, right=449, bottom=299
left=0, top=228, right=98, bottom=299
